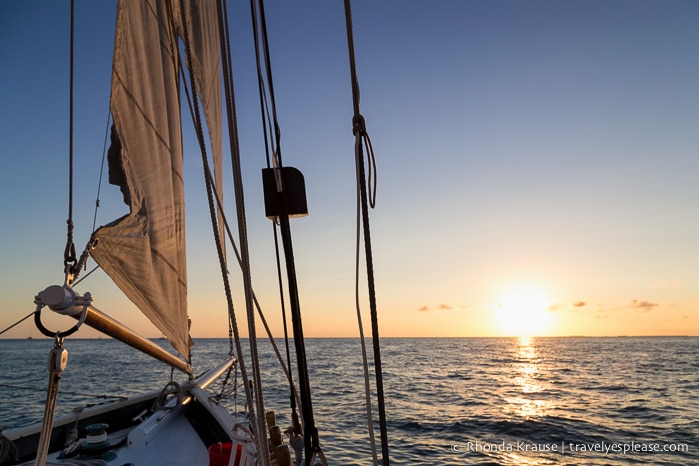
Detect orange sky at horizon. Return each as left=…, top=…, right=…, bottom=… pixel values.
left=10, top=272, right=696, bottom=341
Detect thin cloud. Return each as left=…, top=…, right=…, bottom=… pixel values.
left=548, top=301, right=587, bottom=312
left=418, top=303, right=454, bottom=312
left=630, top=299, right=659, bottom=312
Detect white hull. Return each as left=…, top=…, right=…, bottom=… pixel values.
left=2, top=358, right=257, bottom=466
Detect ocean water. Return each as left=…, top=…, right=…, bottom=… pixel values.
left=1, top=337, right=697, bottom=465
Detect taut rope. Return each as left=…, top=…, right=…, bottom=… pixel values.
left=343, top=1, right=390, bottom=464
left=63, top=0, right=76, bottom=283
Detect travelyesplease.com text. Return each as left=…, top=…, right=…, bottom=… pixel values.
left=450, top=441, right=689, bottom=455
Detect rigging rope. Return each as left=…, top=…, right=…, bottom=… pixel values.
left=201, top=146, right=303, bottom=414
left=35, top=339, right=69, bottom=466
left=72, top=264, right=99, bottom=287
left=63, top=0, right=76, bottom=279
left=248, top=0, right=302, bottom=436
left=90, top=110, right=113, bottom=235
left=213, top=0, right=270, bottom=463
left=174, top=3, right=305, bottom=457
left=271, top=221, right=302, bottom=433
left=179, top=0, right=242, bottom=382
left=343, top=1, right=390, bottom=464
left=0, top=311, right=35, bottom=337
left=250, top=0, right=310, bottom=442
left=354, top=183, right=378, bottom=466
left=61, top=3, right=114, bottom=288
left=245, top=0, right=301, bottom=432
left=250, top=1, right=325, bottom=463
left=176, top=0, right=224, bottom=368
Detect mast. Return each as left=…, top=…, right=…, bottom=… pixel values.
left=274, top=173, right=319, bottom=464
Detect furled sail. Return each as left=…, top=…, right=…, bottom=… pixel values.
left=91, top=0, right=223, bottom=359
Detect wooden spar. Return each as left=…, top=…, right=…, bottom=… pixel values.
left=75, top=305, right=192, bottom=374
left=36, top=285, right=192, bottom=375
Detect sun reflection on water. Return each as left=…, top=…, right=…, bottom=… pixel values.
left=503, top=336, right=550, bottom=419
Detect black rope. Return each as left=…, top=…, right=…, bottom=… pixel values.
left=68, top=108, right=111, bottom=286
left=0, top=311, right=35, bottom=336
left=63, top=0, right=76, bottom=273
left=250, top=0, right=320, bottom=462
left=247, top=0, right=299, bottom=426
left=344, top=0, right=361, bottom=119
left=343, top=1, right=390, bottom=464
left=249, top=0, right=277, bottom=171
left=72, top=265, right=99, bottom=287
left=256, top=0, right=282, bottom=167
left=215, top=2, right=271, bottom=462
left=254, top=0, right=304, bottom=435
left=248, top=0, right=301, bottom=436
left=200, top=145, right=302, bottom=410
left=90, top=110, right=113, bottom=234
left=272, top=219, right=301, bottom=432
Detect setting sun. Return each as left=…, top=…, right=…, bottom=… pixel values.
left=494, top=285, right=555, bottom=336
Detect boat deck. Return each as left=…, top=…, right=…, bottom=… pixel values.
left=111, top=415, right=209, bottom=465
left=16, top=407, right=210, bottom=466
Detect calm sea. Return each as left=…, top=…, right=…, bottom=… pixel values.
left=1, top=337, right=697, bottom=465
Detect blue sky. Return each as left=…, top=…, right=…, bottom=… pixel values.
left=1, top=0, right=698, bottom=339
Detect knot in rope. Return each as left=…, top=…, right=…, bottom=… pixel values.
left=352, top=114, right=378, bottom=209
left=352, top=114, right=366, bottom=136
left=64, top=222, right=76, bottom=259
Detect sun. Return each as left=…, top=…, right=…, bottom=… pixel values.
left=493, top=285, right=555, bottom=337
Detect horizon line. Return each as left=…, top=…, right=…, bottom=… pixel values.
left=2, top=334, right=697, bottom=341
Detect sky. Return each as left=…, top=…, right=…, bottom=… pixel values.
left=1, top=0, right=698, bottom=341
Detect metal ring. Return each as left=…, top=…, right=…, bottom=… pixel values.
left=34, top=304, right=88, bottom=339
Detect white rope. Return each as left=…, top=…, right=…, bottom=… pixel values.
left=355, top=145, right=379, bottom=466
left=85, top=432, right=108, bottom=444
left=35, top=342, right=67, bottom=466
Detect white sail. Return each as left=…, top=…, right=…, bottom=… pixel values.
left=91, top=0, right=223, bottom=359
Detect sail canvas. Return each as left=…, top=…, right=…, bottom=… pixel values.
left=91, top=0, right=223, bottom=359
